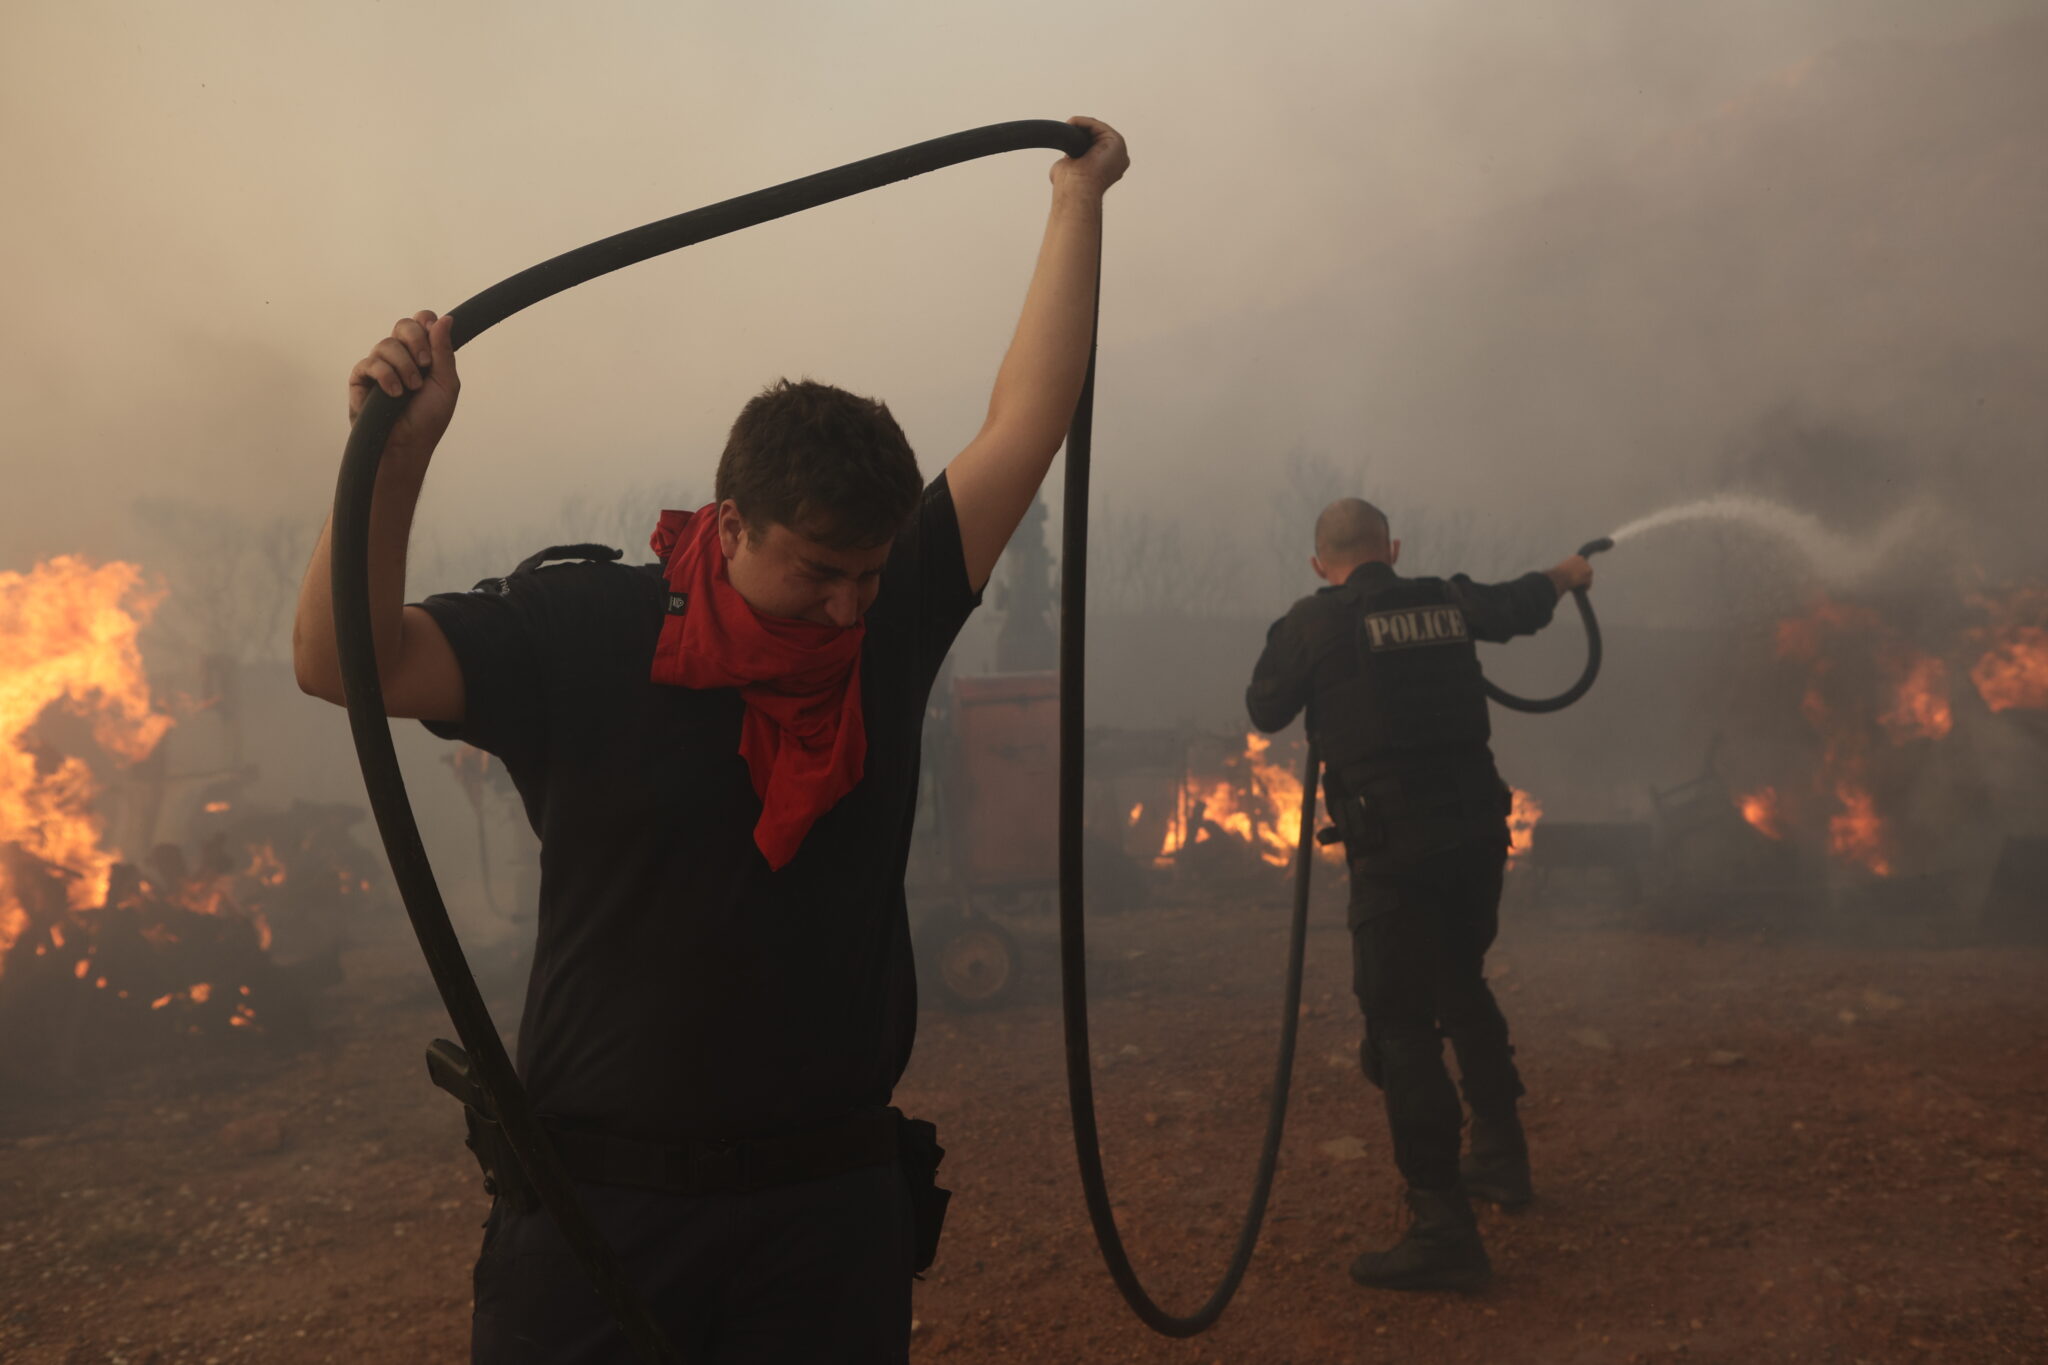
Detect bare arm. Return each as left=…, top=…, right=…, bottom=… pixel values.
left=946, top=117, right=1129, bottom=594
left=292, top=311, right=466, bottom=721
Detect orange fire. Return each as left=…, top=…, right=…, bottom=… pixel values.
left=1738, top=786, right=1785, bottom=841
left=1156, top=732, right=1340, bottom=869
left=1969, top=588, right=2048, bottom=714
left=1, top=558, right=173, bottom=978
left=1772, top=595, right=1952, bottom=877
left=1155, top=734, right=1528, bottom=871
left=1828, top=782, right=1890, bottom=878
left=246, top=843, right=287, bottom=889
left=1878, top=655, right=1953, bottom=743
left=1506, top=788, right=1542, bottom=866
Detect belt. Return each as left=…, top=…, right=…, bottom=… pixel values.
left=545, top=1108, right=901, bottom=1197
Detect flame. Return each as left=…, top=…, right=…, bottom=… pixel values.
left=1878, top=655, right=1952, bottom=742
left=1156, top=733, right=1332, bottom=868
left=1127, top=802, right=1143, bottom=828
left=1972, top=628, right=2048, bottom=712
left=1159, top=733, right=1537, bottom=870
left=1771, top=594, right=1938, bottom=877
left=0, top=558, right=172, bottom=978
left=203, top=800, right=231, bottom=814
left=1739, top=786, right=1785, bottom=840
left=1506, top=788, right=1542, bottom=866
left=1969, top=589, right=2048, bottom=713
left=245, top=844, right=287, bottom=888
left=1828, top=782, right=1890, bottom=877
left=1, top=557, right=281, bottom=1031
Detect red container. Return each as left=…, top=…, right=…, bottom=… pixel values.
left=949, top=671, right=1059, bottom=890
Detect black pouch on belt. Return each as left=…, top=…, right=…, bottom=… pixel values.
left=425, top=1039, right=539, bottom=1214
left=1321, top=770, right=1386, bottom=857
left=891, top=1109, right=951, bottom=1276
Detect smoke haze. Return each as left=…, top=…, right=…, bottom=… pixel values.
left=5, top=0, right=2043, bottom=626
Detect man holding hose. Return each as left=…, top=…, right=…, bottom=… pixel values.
left=1248, top=498, right=1593, bottom=1293
left=294, top=117, right=1126, bottom=1363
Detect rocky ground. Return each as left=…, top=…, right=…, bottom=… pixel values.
left=3, top=885, right=2045, bottom=1364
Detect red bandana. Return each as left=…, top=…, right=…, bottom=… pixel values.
left=649, top=507, right=866, bottom=870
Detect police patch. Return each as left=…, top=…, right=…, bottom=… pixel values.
left=1362, top=604, right=1469, bottom=651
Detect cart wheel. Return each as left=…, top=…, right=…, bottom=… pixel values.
left=919, top=912, right=1020, bottom=1012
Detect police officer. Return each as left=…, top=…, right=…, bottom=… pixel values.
left=1246, top=497, right=1593, bottom=1292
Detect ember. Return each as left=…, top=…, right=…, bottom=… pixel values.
left=1738, top=786, right=1785, bottom=841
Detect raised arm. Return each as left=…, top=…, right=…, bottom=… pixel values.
left=945, top=116, right=1130, bottom=594
left=292, top=311, right=467, bottom=721
left=1448, top=556, right=1592, bottom=645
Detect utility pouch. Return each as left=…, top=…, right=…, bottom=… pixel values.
left=891, top=1110, right=951, bottom=1276
left=1320, top=771, right=1385, bottom=858
left=426, top=1039, right=539, bottom=1214
left=1332, top=795, right=1387, bottom=855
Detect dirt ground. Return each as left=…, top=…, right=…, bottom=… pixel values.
left=4, top=884, right=2045, bottom=1364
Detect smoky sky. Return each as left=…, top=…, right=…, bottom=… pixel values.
left=4, top=0, right=2043, bottom=616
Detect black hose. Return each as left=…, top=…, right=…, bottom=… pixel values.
left=1057, top=334, right=1316, bottom=1333
left=331, top=120, right=1091, bottom=1365
left=1480, top=537, right=1613, bottom=714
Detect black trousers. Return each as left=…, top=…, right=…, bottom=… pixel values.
left=471, top=1159, right=914, bottom=1363
left=1348, top=839, right=1524, bottom=1191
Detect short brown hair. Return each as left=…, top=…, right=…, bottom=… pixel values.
left=1315, top=498, right=1391, bottom=561
left=714, top=379, right=923, bottom=551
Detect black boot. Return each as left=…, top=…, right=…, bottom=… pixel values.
left=1348, top=1186, right=1492, bottom=1292
left=1461, top=1108, right=1532, bottom=1209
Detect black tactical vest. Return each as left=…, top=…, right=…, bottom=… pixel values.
left=1307, top=568, right=1493, bottom=791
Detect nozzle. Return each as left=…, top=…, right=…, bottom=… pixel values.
left=1577, top=536, right=1615, bottom=558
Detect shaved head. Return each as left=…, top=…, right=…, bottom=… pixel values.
left=1315, top=498, right=1392, bottom=562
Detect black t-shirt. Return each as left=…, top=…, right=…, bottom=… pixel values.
left=416, top=475, right=980, bottom=1141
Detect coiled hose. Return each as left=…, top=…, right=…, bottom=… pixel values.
left=330, top=119, right=1308, bottom=1359
left=1481, top=536, right=1613, bottom=713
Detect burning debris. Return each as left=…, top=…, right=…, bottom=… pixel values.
left=0, top=557, right=172, bottom=967
left=1133, top=731, right=1344, bottom=877
left=1128, top=730, right=1541, bottom=876
left=1751, top=586, right=2048, bottom=883
left=1969, top=586, right=2048, bottom=714
left=0, top=557, right=370, bottom=1093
